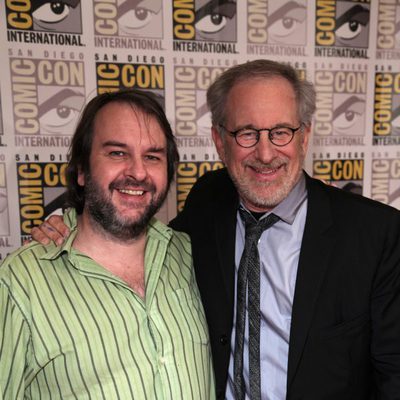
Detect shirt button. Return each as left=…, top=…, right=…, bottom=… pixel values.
left=159, top=356, right=166, bottom=364
left=220, top=334, right=228, bottom=345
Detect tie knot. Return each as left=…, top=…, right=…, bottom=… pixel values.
left=239, top=208, right=279, bottom=242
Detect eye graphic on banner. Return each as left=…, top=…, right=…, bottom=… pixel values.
left=38, top=88, right=85, bottom=135
left=10, top=57, right=85, bottom=141
left=373, top=71, right=400, bottom=145
left=117, top=0, right=163, bottom=37
left=174, top=64, right=225, bottom=136
left=6, top=0, right=83, bottom=45
left=194, top=0, right=237, bottom=41
left=93, top=0, right=164, bottom=49
left=248, top=0, right=307, bottom=45
left=173, top=0, right=238, bottom=54
left=313, top=67, right=367, bottom=146
left=32, top=0, right=82, bottom=33
left=315, top=0, right=370, bottom=58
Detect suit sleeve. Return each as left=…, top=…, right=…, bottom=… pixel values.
left=371, top=210, right=400, bottom=398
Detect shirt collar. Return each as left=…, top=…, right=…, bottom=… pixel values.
left=271, top=173, right=307, bottom=224
left=40, top=210, right=173, bottom=262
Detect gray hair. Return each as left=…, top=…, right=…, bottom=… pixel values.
left=207, top=59, right=316, bottom=132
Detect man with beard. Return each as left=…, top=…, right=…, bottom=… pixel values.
left=31, top=60, right=400, bottom=399
left=0, top=90, right=215, bottom=399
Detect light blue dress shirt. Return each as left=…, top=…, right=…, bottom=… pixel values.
left=226, top=174, right=307, bottom=400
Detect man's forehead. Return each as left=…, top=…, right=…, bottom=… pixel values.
left=93, top=103, right=165, bottom=141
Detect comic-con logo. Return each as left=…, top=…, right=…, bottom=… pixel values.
left=6, top=1, right=83, bottom=45
left=313, top=157, right=364, bottom=194
left=371, top=156, right=400, bottom=209
left=373, top=72, right=400, bottom=145
left=17, top=161, right=67, bottom=239
left=247, top=0, right=307, bottom=56
left=376, top=0, right=400, bottom=60
left=0, top=162, right=10, bottom=237
left=173, top=0, right=238, bottom=53
left=10, top=56, right=85, bottom=147
left=96, top=61, right=165, bottom=106
left=315, top=0, right=370, bottom=58
left=93, top=0, right=163, bottom=50
left=176, top=161, right=223, bottom=211
left=174, top=65, right=225, bottom=136
left=313, top=67, right=367, bottom=146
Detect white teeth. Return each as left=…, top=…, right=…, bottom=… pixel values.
left=256, top=168, right=276, bottom=174
left=119, top=189, right=144, bottom=195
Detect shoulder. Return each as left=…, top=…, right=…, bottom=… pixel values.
left=0, top=241, right=56, bottom=305
left=306, top=174, right=400, bottom=222
left=191, top=167, right=235, bottom=194
left=183, top=167, right=237, bottom=208
left=1, top=241, right=54, bottom=273
left=170, top=168, right=238, bottom=232
left=169, top=228, right=191, bottom=252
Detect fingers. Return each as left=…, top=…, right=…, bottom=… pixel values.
left=30, top=215, right=70, bottom=246
left=47, top=215, right=70, bottom=243
left=31, top=226, right=51, bottom=245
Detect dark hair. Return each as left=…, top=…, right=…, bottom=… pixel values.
left=207, top=59, right=316, bottom=133
left=66, top=89, right=179, bottom=214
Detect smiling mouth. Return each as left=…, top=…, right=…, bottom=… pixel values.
left=251, top=164, right=284, bottom=175
left=118, top=189, right=145, bottom=196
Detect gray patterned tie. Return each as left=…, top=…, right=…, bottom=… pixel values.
left=234, top=208, right=279, bottom=400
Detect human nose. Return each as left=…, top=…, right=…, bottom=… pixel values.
left=125, top=156, right=147, bottom=181
left=254, top=132, right=277, bottom=162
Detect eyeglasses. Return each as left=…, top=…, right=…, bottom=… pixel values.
left=219, top=124, right=303, bottom=148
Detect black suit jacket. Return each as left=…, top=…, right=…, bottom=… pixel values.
left=170, top=168, right=400, bottom=400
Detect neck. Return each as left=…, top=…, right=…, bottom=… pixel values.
left=73, top=212, right=147, bottom=298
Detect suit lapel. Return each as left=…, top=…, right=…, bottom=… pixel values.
left=214, top=170, right=239, bottom=306
left=287, top=175, right=336, bottom=389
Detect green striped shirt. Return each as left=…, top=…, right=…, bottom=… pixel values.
left=0, top=209, right=215, bottom=399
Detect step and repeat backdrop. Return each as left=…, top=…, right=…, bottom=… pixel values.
left=0, top=0, right=399, bottom=260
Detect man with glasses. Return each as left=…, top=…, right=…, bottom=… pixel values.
left=31, top=60, right=400, bottom=399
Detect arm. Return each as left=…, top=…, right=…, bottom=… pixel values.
left=0, top=281, right=29, bottom=399
left=371, top=211, right=400, bottom=398
left=30, top=214, right=70, bottom=246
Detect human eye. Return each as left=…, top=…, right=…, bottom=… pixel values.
left=145, top=154, right=161, bottom=161
left=268, top=2, right=306, bottom=41
left=236, top=129, right=257, bottom=141
left=335, top=5, right=369, bottom=42
left=272, top=127, right=292, bottom=137
left=109, top=150, right=127, bottom=158
left=32, top=1, right=73, bottom=24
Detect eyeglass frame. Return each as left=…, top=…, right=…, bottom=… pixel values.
left=218, top=123, right=304, bottom=148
